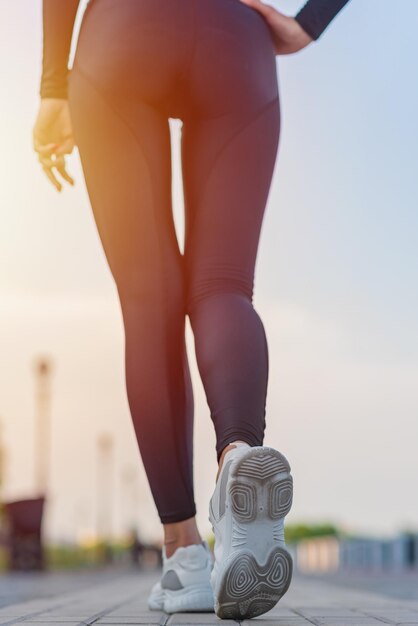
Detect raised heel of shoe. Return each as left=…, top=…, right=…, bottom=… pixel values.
left=229, top=447, right=293, bottom=522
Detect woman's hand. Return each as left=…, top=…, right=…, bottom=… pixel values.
left=33, top=98, right=75, bottom=192
left=238, top=0, right=313, bottom=54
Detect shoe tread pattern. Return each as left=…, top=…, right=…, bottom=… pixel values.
left=216, top=447, right=293, bottom=620
left=216, top=547, right=293, bottom=619
left=231, top=447, right=293, bottom=521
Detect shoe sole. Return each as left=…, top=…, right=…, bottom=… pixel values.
left=164, top=585, right=215, bottom=613
left=215, top=446, right=293, bottom=620
left=148, top=585, right=164, bottom=611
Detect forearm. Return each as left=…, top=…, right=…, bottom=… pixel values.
left=40, top=0, right=80, bottom=99
left=294, top=0, right=351, bottom=41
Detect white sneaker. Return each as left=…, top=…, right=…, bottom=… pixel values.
left=148, top=540, right=215, bottom=613
left=209, top=443, right=293, bottom=620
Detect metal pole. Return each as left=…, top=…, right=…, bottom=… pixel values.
left=33, top=357, right=53, bottom=497
left=0, top=417, right=6, bottom=498
left=96, top=432, right=114, bottom=543
left=121, top=464, right=138, bottom=535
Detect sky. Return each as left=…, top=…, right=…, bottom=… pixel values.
left=0, top=0, right=417, bottom=544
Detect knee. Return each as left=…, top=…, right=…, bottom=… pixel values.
left=116, top=280, right=162, bottom=306
left=116, top=266, right=185, bottom=309
left=186, top=276, right=253, bottom=319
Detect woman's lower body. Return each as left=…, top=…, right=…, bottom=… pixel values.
left=68, top=0, right=280, bottom=525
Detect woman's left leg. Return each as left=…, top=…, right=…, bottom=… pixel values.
left=68, top=66, right=198, bottom=534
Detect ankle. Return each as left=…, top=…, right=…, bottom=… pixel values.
left=164, top=536, right=202, bottom=558
left=216, top=440, right=249, bottom=481
left=163, top=518, right=202, bottom=558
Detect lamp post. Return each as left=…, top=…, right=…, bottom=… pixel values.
left=33, top=356, right=53, bottom=497
left=0, top=417, right=5, bottom=497
left=120, top=464, right=139, bottom=535
left=96, top=432, right=114, bottom=545
left=0, top=417, right=6, bottom=533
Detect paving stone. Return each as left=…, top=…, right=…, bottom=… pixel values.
left=97, top=616, right=163, bottom=623
left=361, top=610, right=418, bottom=623
left=18, top=614, right=90, bottom=626
left=294, top=607, right=361, bottom=617
left=96, top=620, right=164, bottom=625
left=20, top=620, right=85, bottom=626
left=240, top=615, right=312, bottom=626
left=166, top=614, right=224, bottom=624
left=314, top=615, right=387, bottom=626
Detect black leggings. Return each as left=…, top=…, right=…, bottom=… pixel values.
left=68, top=0, right=280, bottom=524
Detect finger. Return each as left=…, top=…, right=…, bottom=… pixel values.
left=33, top=136, right=73, bottom=156
left=42, top=154, right=75, bottom=186
left=42, top=164, right=62, bottom=192
left=239, top=0, right=274, bottom=17
left=239, top=0, right=262, bottom=8
left=35, top=142, right=60, bottom=156
left=55, top=138, right=75, bottom=156
left=38, top=153, right=56, bottom=168
left=55, top=159, right=75, bottom=186
left=38, top=152, right=63, bottom=168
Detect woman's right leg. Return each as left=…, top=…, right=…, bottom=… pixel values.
left=182, top=0, right=281, bottom=463
left=180, top=5, right=294, bottom=617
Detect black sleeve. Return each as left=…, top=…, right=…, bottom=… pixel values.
left=40, top=0, right=81, bottom=99
left=294, top=0, right=351, bottom=41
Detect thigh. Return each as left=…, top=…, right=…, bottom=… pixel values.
left=182, top=0, right=280, bottom=307
left=68, top=67, right=183, bottom=301
left=182, top=99, right=280, bottom=308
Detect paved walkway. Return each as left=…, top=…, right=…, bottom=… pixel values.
left=1, top=569, right=418, bottom=625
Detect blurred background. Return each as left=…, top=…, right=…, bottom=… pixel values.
left=0, top=0, right=417, bottom=589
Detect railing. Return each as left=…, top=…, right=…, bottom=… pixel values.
left=289, top=533, right=418, bottom=574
